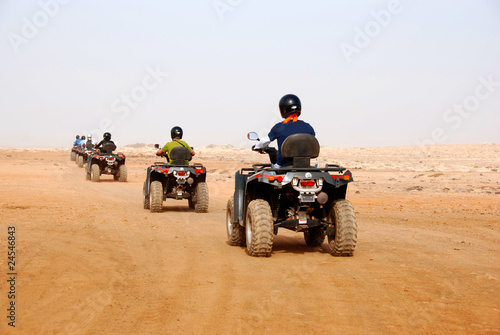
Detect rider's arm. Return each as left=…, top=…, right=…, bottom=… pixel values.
left=157, top=142, right=170, bottom=156
left=186, top=143, right=195, bottom=156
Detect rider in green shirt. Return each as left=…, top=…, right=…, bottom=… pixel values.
left=156, top=126, right=195, bottom=164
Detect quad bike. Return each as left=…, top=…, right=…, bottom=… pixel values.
left=143, top=145, right=208, bottom=213
left=226, top=132, right=357, bottom=257
left=70, top=146, right=78, bottom=161
left=74, top=147, right=85, bottom=166
left=85, top=143, right=127, bottom=182
left=76, top=147, right=94, bottom=168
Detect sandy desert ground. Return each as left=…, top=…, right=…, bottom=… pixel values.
left=0, top=143, right=499, bottom=334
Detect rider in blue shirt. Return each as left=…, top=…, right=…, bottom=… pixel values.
left=78, top=135, right=86, bottom=149
left=73, top=135, right=80, bottom=147
left=255, top=94, right=315, bottom=167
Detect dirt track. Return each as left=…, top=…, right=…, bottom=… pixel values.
left=0, top=147, right=499, bottom=334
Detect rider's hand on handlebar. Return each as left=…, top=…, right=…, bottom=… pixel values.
left=252, top=145, right=261, bottom=152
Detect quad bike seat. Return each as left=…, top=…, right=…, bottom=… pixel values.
left=169, top=146, right=192, bottom=165
left=281, top=133, right=320, bottom=168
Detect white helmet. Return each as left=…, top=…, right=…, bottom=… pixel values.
left=87, top=133, right=92, bottom=140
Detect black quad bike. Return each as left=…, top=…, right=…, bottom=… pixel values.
left=143, top=145, right=208, bottom=213
left=226, top=132, right=357, bottom=257
left=85, top=143, right=127, bottom=182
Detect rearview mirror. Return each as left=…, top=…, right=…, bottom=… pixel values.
left=247, top=132, right=259, bottom=141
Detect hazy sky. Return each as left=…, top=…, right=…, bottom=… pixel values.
left=1, top=0, right=499, bottom=148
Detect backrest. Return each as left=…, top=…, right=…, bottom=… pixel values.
left=170, top=146, right=192, bottom=165
left=101, top=142, right=116, bottom=154
left=281, top=133, right=320, bottom=168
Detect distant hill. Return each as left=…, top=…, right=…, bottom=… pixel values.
left=205, top=144, right=235, bottom=149
left=124, top=143, right=156, bottom=148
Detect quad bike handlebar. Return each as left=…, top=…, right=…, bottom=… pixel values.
left=156, top=151, right=169, bottom=160
left=251, top=145, right=278, bottom=165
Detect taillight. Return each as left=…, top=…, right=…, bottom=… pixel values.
left=331, top=174, right=350, bottom=181
left=266, top=175, right=284, bottom=183
left=300, top=180, right=316, bottom=187
left=177, top=171, right=186, bottom=176
left=195, top=168, right=205, bottom=173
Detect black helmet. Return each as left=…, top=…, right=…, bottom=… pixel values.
left=279, top=94, right=302, bottom=118
left=103, top=132, right=111, bottom=141
left=171, top=126, right=183, bottom=139
left=81, top=135, right=86, bottom=140
left=76, top=135, right=80, bottom=139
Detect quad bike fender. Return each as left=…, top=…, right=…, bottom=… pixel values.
left=233, top=171, right=248, bottom=225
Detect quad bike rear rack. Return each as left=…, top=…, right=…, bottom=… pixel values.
left=242, top=163, right=346, bottom=174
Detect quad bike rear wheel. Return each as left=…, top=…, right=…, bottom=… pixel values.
left=226, top=196, right=245, bottom=246
left=304, top=227, right=325, bottom=247
left=326, top=199, right=357, bottom=256
left=143, top=181, right=150, bottom=209
left=90, top=164, right=100, bottom=182
left=70, top=151, right=76, bottom=161
left=194, top=182, right=209, bottom=213
left=150, top=181, right=163, bottom=213
left=245, top=199, right=273, bottom=257
left=118, top=165, right=127, bottom=182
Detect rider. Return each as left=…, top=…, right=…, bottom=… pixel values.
left=94, top=132, right=117, bottom=154
left=254, top=94, right=315, bottom=167
left=73, top=135, right=80, bottom=147
left=85, top=134, right=94, bottom=150
left=78, top=135, right=86, bottom=149
left=156, top=126, right=195, bottom=165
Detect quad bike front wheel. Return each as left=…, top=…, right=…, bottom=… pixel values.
left=149, top=181, right=163, bottom=213
left=143, top=181, right=150, bottom=210
left=90, top=164, right=100, bottom=182
left=245, top=199, right=273, bottom=257
left=194, top=182, right=209, bottom=213
left=326, top=199, right=357, bottom=256
left=226, top=196, right=245, bottom=246
left=304, top=227, right=325, bottom=247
